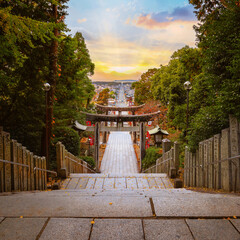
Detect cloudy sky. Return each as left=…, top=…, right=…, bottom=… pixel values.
left=66, top=0, right=197, bottom=81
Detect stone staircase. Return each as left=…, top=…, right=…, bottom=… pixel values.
left=61, top=173, right=173, bottom=190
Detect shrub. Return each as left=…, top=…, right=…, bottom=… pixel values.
left=80, top=156, right=95, bottom=169
left=142, top=147, right=162, bottom=170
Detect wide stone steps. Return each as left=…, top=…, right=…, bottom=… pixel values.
left=61, top=173, right=173, bottom=190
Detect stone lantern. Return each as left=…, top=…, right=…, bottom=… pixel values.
left=149, top=125, right=169, bottom=147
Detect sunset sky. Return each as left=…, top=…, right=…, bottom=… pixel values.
left=66, top=0, right=197, bottom=81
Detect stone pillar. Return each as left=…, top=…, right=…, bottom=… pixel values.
left=162, top=139, right=171, bottom=154
left=94, top=122, right=100, bottom=172
left=56, top=142, right=67, bottom=178
left=229, top=115, right=240, bottom=192
left=221, top=128, right=231, bottom=191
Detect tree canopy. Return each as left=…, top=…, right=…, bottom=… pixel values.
left=0, top=1, right=96, bottom=164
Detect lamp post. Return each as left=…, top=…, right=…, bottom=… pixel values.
left=43, top=83, right=51, bottom=169
left=184, top=81, right=192, bottom=139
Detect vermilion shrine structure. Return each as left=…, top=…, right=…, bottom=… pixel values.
left=80, top=104, right=160, bottom=172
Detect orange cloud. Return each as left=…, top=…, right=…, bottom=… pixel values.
left=130, top=14, right=195, bottom=30
left=91, top=70, right=142, bottom=81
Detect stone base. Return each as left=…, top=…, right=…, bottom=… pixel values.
left=174, top=179, right=183, bottom=188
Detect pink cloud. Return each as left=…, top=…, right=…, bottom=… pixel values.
left=131, top=14, right=194, bottom=30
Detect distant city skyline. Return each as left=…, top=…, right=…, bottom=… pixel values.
left=66, top=0, right=197, bottom=81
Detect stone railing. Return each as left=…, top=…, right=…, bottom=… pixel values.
left=143, top=141, right=180, bottom=179
left=0, top=128, right=52, bottom=193
left=56, top=142, right=95, bottom=178
left=184, top=115, right=240, bottom=192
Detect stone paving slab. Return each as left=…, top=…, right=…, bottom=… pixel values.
left=85, top=178, right=96, bottom=189
left=103, top=178, right=115, bottom=189
left=231, top=219, right=240, bottom=232
left=91, top=219, right=144, bottom=240
left=115, top=178, right=126, bottom=189
left=0, top=218, right=46, bottom=240
left=127, top=177, right=137, bottom=189
left=148, top=178, right=158, bottom=189
left=143, top=219, right=194, bottom=240
left=155, top=178, right=165, bottom=189
left=186, top=219, right=240, bottom=240
left=94, top=178, right=104, bottom=189
left=137, top=177, right=149, bottom=189
left=0, top=192, right=152, bottom=217
left=67, top=178, right=80, bottom=189
left=75, top=178, right=89, bottom=189
left=153, top=193, right=240, bottom=217
left=39, top=218, right=92, bottom=240
left=161, top=177, right=173, bottom=188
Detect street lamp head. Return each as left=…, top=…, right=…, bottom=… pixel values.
left=184, top=81, right=192, bottom=91
left=43, top=83, right=51, bottom=92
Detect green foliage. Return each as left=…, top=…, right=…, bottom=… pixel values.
left=53, top=127, right=80, bottom=156
left=132, top=68, right=158, bottom=105
left=151, top=46, right=202, bottom=130
left=142, top=147, right=161, bottom=170
left=0, top=1, right=96, bottom=163
left=186, top=0, right=240, bottom=149
left=80, top=156, right=95, bottom=169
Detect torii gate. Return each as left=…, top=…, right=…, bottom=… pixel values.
left=95, top=104, right=145, bottom=144
left=81, top=110, right=160, bottom=172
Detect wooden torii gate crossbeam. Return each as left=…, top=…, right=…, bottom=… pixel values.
left=81, top=111, right=160, bottom=172
left=96, top=104, right=145, bottom=143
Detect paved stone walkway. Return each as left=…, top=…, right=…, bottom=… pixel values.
left=0, top=188, right=240, bottom=239
left=100, top=132, right=138, bottom=174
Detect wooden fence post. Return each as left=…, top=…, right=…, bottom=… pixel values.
left=189, top=152, right=193, bottom=187
left=203, top=140, right=208, bottom=188
left=195, top=150, right=199, bottom=187
left=184, top=147, right=188, bottom=187
left=214, top=134, right=221, bottom=189
left=229, top=115, right=240, bottom=192
left=3, top=133, right=11, bottom=192
left=22, top=147, right=28, bottom=191
left=221, top=128, right=231, bottom=191
left=26, top=150, right=31, bottom=191
left=208, top=138, right=214, bottom=189
left=11, top=140, right=18, bottom=191
left=30, top=152, right=34, bottom=190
